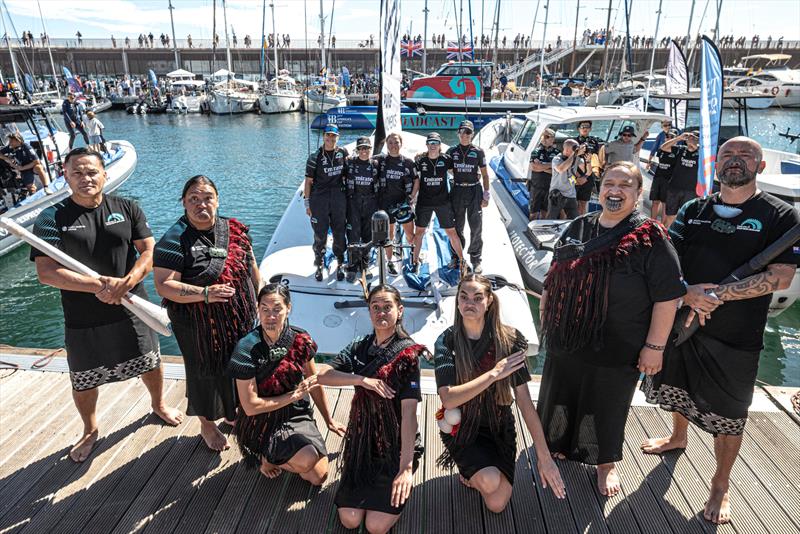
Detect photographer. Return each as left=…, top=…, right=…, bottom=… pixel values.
left=546, top=139, right=586, bottom=220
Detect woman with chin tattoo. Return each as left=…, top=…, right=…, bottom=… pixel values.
left=227, top=283, right=344, bottom=484
left=537, top=161, right=685, bottom=497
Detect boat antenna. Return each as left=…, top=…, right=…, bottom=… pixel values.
left=168, top=0, right=179, bottom=70
left=36, top=0, right=60, bottom=99
left=535, top=0, right=549, bottom=116
left=259, top=0, right=266, bottom=80
left=643, top=0, right=663, bottom=110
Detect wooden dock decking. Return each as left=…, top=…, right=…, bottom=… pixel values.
left=0, top=366, right=798, bottom=534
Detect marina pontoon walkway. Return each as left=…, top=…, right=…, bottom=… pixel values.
left=0, top=352, right=798, bottom=534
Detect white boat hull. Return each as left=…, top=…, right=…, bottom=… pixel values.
left=258, top=93, right=302, bottom=114
left=209, top=91, right=257, bottom=114
left=303, top=92, right=347, bottom=114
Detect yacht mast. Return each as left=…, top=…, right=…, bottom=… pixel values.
left=260, top=0, right=266, bottom=79
left=222, top=0, right=232, bottom=74
left=600, top=0, right=612, bottom=81
left=168, top=0, right=179, bottom=69
left=491, top=0, right=500, bottom=67
left=270, top=3, right=279, bottom=77
left=570, top=1, right=581, bottom=75
left=536, top=0, right=550, bottom=109
left=36, top=0, right=60, bottom=98
left=0, top=4, right=21, bottom=91
left=644, top=0, right=663, bottom=109
left=422, top=0, right=429, bottom=73
left=319, top=0, right=326, bottom=72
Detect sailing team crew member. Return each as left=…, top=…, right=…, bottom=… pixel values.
left=659, top=131, right=700, bottom=228
left=62, top=93, right=90, bottom=150
left=305, top=124, right=349, bottom=282
left=411, top=132, right=464, bottom=273
left=528, top=129, right=559, bottom=220
left=0, top=132, right=51, bottom=196
left=317, top=285, right=427, bottom=534
left=227, top=283, right=345, bottom=482
left=648, top=128, right=679, bottom=222
left=434, top=274, right=565, bottom=512
left=642, top=137, right=800, bottom=525
left=153, top=175, right=259, bottom=451
left=30, top=147, right=183, bottom=463
left=345, top=136, right=380, bottom=282
left=538, top=161, right=684, bottom=496
left=571, top=120, right=604, bottom=215
left=375, top=132, right=418, bottom=276
left=447, top=120, right=490, bottom=274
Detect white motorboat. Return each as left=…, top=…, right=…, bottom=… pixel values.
left=208, top=79, right=259, bottom=115
left=475, top=105, right=800, bottom=315
left=303, top=82, right=347, bottom=114
left=731, top=54, right=800, bottom=108
left=166, top=75, right=207, bottom=114
left=259, top=132, right=538, bottom=356
left=0, top=105, right=137, bottom=255
left=258, top=73, right=302, bottom=114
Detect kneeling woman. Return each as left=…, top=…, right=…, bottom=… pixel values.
left=317, top=285, right=426, bottom=534
left=435, top=274, right=565, bottom=513
left=227, top=283, right=345, bottom=483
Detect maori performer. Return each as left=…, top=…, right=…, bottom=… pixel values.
left=642, top=138, right=799, bottom=524
left=317, top=285, right=426, bottom=534
left=31, top=147, right=183, bottom=463
left=538, top=162, right=684, bottom=496
left=154, top=175, right=259, bottom=451
left=228, top=283, right=345, bottom=483
left=435, top=274, right=565, bottom=513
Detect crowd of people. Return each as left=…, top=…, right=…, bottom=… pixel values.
left=28, top=131, right=797, bottom=531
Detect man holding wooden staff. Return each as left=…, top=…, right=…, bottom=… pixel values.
left=30, top=147, right=183, bottom=462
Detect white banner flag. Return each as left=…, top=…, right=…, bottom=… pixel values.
left=666, top=40, right=689, bottom=129
left=378, top=0, right=402, bottom=141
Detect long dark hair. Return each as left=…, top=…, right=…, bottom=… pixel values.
left=453, top=274, right=516, bottom=405
left=181, top=174, right=218, bottom=199
left=367, top=284, right=410, bottom=339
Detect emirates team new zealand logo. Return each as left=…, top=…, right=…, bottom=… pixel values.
left=106, top=212, right=126, bottom=226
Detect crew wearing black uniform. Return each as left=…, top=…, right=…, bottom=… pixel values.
left=446, top=120, right=489, bottom=273
left=411, top=132, right=464, bottom=273
left=375, top=133, right=418, bottom=275
left=571, top=120, right=604, bottom=215
left=528, top=129, right=559, bottom=220
left=659, top=131, right=700, bottom=228
left=304, top=124, right=349, bottom=282
left=344, top=136, right=379, bottom=282
left=648, top=128, right=678, bottom=222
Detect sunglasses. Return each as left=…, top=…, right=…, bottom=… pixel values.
left=357, top=146, right=371, bottom=150
left=578, top=125, right=591, bottom=129
left=621, top=133, right=633, bottom=138
left=426, top=141, right=441, bottom=145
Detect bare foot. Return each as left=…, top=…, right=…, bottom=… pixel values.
left=597, top=463, right=621, bottom=496
left=199, top=421, right=230, bottom=451
left=153, top=404, right=184, bottom=426
left=458, top=474, right=473, bottom=489
left=70, top=429, right=99, bottom=462
left=259, top=459, right=282, bottom=479
left=640, top=435, right=687, bottom=455
left=552, top=452, right=566, bottom=460
left=704, top=482, right=731, bottom=524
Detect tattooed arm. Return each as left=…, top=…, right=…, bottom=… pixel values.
left=153, top=267, right=235, bottom=304
left=715, top=263, right=795, bottom=302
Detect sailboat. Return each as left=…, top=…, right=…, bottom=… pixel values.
left=208, top=0, right=259, bottom=114
left=259, top=0, right=537, bottom=355
left=302, top=0, right=347, bottom=114
left=258, top=2, right=302, bottom=114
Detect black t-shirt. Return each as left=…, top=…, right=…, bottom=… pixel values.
left=329, top=334, right=422, bottom=402
left=305, top=146, right=349, bottom=193
left=652, top=149, right=677, bottom=181
left=572, top=134, right=604, bottom=175
left=30, top=195, right=152, bottom=328
left=670, top=192, right=800, bottom=351
left=376, top=154, right=417, bottom=202
left=529, top=145, right=559, bottom=189
left=1, top=143, right=37, bottom=181
left=433, top=326, right=531, bottom=389
left=414, top=152, right=451, bottom=206
left=550, top=213, right=686, bottom=366
left=446, top=144, right=486, bottom=185
left=344, top=156, right=378, bottom=197
left=668, top=146, right=699, bottom=191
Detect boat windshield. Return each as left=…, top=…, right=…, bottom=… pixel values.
left=512, top=119, right=538, bottom=150
left=549, top=120, right=620, bottom=144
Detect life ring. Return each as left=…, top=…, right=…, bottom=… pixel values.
left=550, top=87, right=560, bottom=97
left=771, top=86, right=779, bottom=96
left=583, top=87, right=592, bottom=97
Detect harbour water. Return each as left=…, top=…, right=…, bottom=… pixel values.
left=0, top=109, right=797, bottom=386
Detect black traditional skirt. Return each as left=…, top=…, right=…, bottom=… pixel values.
left=440, top=410, right=518, bottom=485
left=537, top=351, right=640, bottom=465
left=334, top=436, right=423, bottom=515
left=65, top=315, right=160, bottom=391
left=643, top=332, right=758, bottom=436
left=260, top=401, right=328, bottom=465
left=170, top=308, right=237, bottom=421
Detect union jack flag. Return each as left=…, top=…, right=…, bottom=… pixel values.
left=400, top=39, right=423, bottom=58
left=446, top=40, right=473, bottom=60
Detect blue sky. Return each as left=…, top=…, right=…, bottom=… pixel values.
left=5, top=0, right=799, bottom=44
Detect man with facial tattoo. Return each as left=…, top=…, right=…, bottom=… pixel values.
left=642, top=137, right=799, bottom=526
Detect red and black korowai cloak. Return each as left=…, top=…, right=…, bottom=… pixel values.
left=234, top=325, right=317, bottom=467
left=339, top=336, right=425, bottom=488
left=165, top=216, right=258, bottom=375
left=542, top=211, right=667, bottom=352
